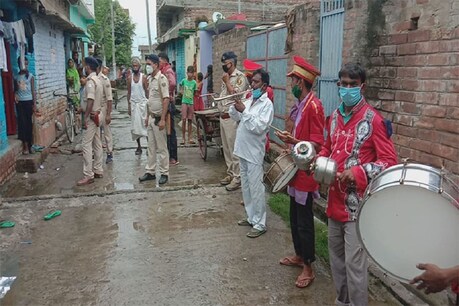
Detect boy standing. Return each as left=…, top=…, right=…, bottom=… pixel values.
left=180, top=66, right=197, bottom=145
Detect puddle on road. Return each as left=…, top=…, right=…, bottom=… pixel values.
left=114, top=182, right=135, bottom=190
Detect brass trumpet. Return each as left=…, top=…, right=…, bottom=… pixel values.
left=213, top=90, right=252, bottom=106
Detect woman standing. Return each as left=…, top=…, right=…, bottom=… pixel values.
left=66, top=58, right=81, bottom=106
left=14, top=56, right=37, bottom=155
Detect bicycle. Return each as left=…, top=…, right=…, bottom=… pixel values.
left=53, top=90, right=82, bottom=143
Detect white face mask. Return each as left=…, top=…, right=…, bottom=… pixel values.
left=145, top=65, right=153, bottom=75
left=82, top=67, right=87, bottom=76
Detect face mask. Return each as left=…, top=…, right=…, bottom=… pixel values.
left=159, top=62, right=166, bottom=70
left=291, top=85, right=302, bottom=99
left=222, top=63, right=230, bottom=73
left=132, top=68, right=139, bottom=74
left=82, top=67, right=87, bottom=76
left=252, top=88, right=263, bottom=99
left=339, top=86, right=362, bottom=107
left=145, top=65, right=153, bottom=75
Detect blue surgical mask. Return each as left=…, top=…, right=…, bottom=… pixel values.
left=252, top=88, right=263, bottom=99
left=339, top=86, right=362, bottom=107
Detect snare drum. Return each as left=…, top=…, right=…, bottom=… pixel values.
left=264, top=153, right=298, bottom=193
left=357, top=163, right=459, bottom=282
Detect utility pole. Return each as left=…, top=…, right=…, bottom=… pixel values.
left=238, top=0, right=241, bottom=14
left=110, top=0, right=116, bottom=80
left=146, top=0, right=152, bottom=53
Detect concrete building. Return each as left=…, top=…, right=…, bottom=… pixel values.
left=0, top=0, right=95, bottom=185
left=156, top=0, right=304, bottom=92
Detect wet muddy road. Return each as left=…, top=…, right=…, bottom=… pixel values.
left=0, top=93, right=401, bottom=305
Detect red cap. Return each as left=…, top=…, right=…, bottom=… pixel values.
left=243, top=59, right=263, bottom=72
left=287, top=56, right=321, bottom=84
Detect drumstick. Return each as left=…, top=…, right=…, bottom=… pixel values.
left=269, top=125, right=287, bottom=134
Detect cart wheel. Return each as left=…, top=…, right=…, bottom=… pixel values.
left=197, top=118, right=207, bottom=160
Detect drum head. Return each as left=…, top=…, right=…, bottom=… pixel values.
left=272, top=165, right=298, bottom=193
left=358, top=185, right=459, bottom=282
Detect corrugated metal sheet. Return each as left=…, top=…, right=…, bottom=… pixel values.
left=246, top=26, right=287, bottom=144
left=318, top=0, right=345, bottom=116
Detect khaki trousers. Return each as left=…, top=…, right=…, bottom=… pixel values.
left=145, top=116, right=169, bottom=176
left=328, top=219, right=368, bottom=306
left=101, top=106, right=113, bottom=154
left=83, top=119, right=103, bottom=178
left=219, top=117, right=240, bottom=182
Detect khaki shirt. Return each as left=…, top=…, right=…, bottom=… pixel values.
left=147, top=71, right=169, bottom=116
left=83, top=72, right=102, bottom=113
left=98, top=73, right=113, bottom=110
left=219, top=68, right=249, bottom=113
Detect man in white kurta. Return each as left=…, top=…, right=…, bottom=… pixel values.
left=229, top=69, right=274, bottom=238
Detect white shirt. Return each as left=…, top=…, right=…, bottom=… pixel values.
left=229, top=92, right=274, bottom=165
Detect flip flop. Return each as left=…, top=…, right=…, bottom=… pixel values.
left=0, top=221, right=15, bottom=228
left=44, top=210, right=61, bottom=221
left=295, top=274, right=315, bottom=288
left=280, top=256, right=304, bottom=267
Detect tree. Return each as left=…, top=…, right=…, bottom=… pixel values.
left=89, top=0, right=135, bottom=68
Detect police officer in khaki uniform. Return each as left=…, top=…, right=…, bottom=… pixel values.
left=219, top=51, right=249, bottom=191
left=77, top=57, right=104, bottom=186
left=139, top=54, right=170, bottom=184
left=95, top=58, right=114, bottom=164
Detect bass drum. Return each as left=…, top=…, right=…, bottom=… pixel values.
left=357, top=163, right=459, bottom=282
left=264, top=153, right=298, bottom=193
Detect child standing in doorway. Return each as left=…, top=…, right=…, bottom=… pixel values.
left=194, top=72, right=204, bottom=111
left=180, top=66, right=197, bottom=145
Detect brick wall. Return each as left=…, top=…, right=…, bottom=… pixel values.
left=212, top=27, right=251, bottom=94
left=342, top=0, right=459, bottom=175
left=158, top=0, right=309, bottom=37
left=0, top=138, right=22, bottom=186
left=285, top=1, right=321, bottom=114
left=0, top=77, right=7, bottom=152
left=32, top=15, right=67, bottom=147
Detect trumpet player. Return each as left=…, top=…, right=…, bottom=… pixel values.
left=276, top=56, right=325, bottom=288
left=229, top=69, right=273, bottom=238
left=219, top=51, right=249, bottom=191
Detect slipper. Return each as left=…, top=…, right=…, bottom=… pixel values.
left=295, top=274, right=315, bottom=288
left=189, top=140, right=196, bottom=144
left=280, top=256, right=304, bottom=267
left=44, top=210, right=61, bottom=221
left=0, top=221, right=15, bottom=228
left=179, top=142, right=185, bottom=146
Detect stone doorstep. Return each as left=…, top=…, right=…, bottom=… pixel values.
left=15, top=148, right=50, bottom=173
left=0, top=138, right=22, bottom=185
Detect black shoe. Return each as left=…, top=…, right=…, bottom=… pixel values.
left=139, top=173, right=156, bottom=182
left=159, top=175, right=168, bottom=184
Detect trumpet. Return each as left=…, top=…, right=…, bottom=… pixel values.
left=213, top=90, right=252, bottom=105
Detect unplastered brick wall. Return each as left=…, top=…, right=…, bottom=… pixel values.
left=343, top=0, right=459, bottom=175
left=285, top=1, right=321, bottom=115
left=212, top=27, right=251, bottom=94
left=33, top=16, right=67, bottom=147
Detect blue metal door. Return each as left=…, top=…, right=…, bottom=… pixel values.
left=246, top=26, right=288, bottom=144
left=318, top=0, right=345, bottom=116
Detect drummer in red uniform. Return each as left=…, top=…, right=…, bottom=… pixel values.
left=243, top=59, right=274, bottom=154
left=275, top=56, right=325, bottom=288
left=318, top=63, right=397, bottom=305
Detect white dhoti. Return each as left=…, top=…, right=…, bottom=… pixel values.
left=131, top=99, right=148, bottom=141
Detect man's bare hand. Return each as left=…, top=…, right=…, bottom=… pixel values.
left=275, top=131, right=295, bottom=144
left=222, top=73, right=230, bottom=83
left=337, top=169, right=355, bottom=185
left=158, top=119, right=166, bottom=130
left=234, top=99, right=245, bottom=112
left=410, top=263, right=451, bottom=294
left=105, top=115, right=111, bottom=125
